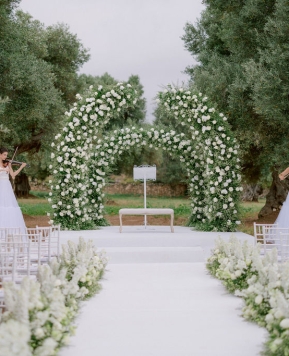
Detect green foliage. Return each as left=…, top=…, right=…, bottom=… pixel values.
left=153, top=102, right=188, bottom=184
left=182, top=0, right=289, bottom=183
left=45, top=23, right=90, bottom=105
left=0, top=3, right=89, bottom=158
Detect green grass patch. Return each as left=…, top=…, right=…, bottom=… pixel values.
left=30, top=190, right=50, bottom=199
left=105, top=194, right=191, bottom=216
left=239, top=199, right=265, bottom=219
left=18, top=198, right=52, bottom=216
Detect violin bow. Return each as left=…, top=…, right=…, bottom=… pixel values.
left=10, top=147, right=18, bottom=163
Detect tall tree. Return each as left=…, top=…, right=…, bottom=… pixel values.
left=0, top=1, right=89, bottom=195
left=182, top=0, right=289, bottom=215
left=0, top=5, right=89, bottom=153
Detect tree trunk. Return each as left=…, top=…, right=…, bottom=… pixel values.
left=258, top=169, right=289, bottom=218
left=241, top=184, right=263, bottom=202
left=14, top=172, right=31, bottom=198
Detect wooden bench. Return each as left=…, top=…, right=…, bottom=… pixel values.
left=119, top=208, right=174, bottom=233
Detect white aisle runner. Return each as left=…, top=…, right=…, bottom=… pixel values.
left=60, top=227, right=267, bottom=356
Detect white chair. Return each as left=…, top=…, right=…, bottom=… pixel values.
left=0, top=227, right=21, bottom=242
left=279, top=232, right=289, bottom=263
left=14, top=232, right=42, bottom=267
left=253, top=223, right=289, bottom=259
left=0, top=250, right=17, bottom=284
left=29, top=227, right=51, bottom=264
left=0, top=249, right=17, bottom=310
left=254, top=223, right=278, bottom=244
left=34, top=225, right=60, bottom=263
left=49, top=225, right=60, bottom=259
left=0, top=240, right=33, bottom=279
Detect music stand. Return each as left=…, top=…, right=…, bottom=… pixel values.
left=133, top=165, right=156, bottom=229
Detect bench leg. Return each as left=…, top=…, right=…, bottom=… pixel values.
left=119, top=214, right=122, bottom=233
left=171, top=214, right=174, bottom=233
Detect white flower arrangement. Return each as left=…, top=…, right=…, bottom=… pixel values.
left=50, top=84, right=241, bottom=232
left=0, top=319, right=31, bottom=356
left=0, top=238, right=107, bottom=356
left=207, top=237, right=289, bottom=355
left=207, top=236, right=256, bottom=293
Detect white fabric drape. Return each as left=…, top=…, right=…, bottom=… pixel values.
left=0, top=170, right=26, bottom=233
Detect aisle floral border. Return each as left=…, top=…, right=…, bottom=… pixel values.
left=49, top=83, right=242, bottom=232
left=207, top=236, right=289, bottom=355
left=0, top=238, right=107, bottom=356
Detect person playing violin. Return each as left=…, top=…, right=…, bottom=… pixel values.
left=0, top=147, right=27, bottom=233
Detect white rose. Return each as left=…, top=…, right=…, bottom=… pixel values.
left=280, top=319, right=289, bottom=329
left=265, top=314, right=274, bottom=323
left=255, top=295, right=263, bottom=305
left=235, top=270, right=242, bottom=277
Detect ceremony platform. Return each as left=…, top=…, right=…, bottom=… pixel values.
left=59, top=226, right=267, bottom=356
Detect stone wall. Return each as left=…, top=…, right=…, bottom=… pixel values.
left=104, top=182, right=188, bottom=197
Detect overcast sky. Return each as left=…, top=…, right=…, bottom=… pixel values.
left=20, top=0, right=204, bottom=122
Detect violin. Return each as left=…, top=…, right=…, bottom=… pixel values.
left=2, top=147, right=30, bottom=168
left=2, top=159, right=30, bottom=168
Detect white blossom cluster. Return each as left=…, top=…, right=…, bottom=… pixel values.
left=207, top=237, right=289, bottom=355
left=0, top=238, right=107, bottom=356
left=49, top=83, right=138, bottom=230
left=50, top=83, right=241, bottom=231
left=206, top=236, right=256, bottom=292
left=157, top=87, right=241, bottom=231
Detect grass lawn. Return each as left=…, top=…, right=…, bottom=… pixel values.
left=105, top=194, right=191, bottom=216
left=18, top=191, right=267, bottom=235
left=18, top=191, right=52, bottom=216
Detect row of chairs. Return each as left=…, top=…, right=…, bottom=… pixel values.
left=0, top=225, right=60, bottom=309
left=253, top=223, right=289, bottom=262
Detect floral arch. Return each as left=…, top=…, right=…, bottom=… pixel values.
left=49, top=83, right=242, bottom=232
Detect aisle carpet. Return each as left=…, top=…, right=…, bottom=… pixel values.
left=59, top=226, right=267, bottom=356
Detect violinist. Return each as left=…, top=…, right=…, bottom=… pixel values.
left=0, top=147, right=27, bottom=233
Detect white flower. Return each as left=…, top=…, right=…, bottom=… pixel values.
left=280, top=319, right=289, bottom=329
left=255, top=295, right=263, bottom=305
left=0, top=320, right=31, bottom=356
left=235, top=270, right=242, bottom=277
left=33, top=337, right=57, bottom=356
